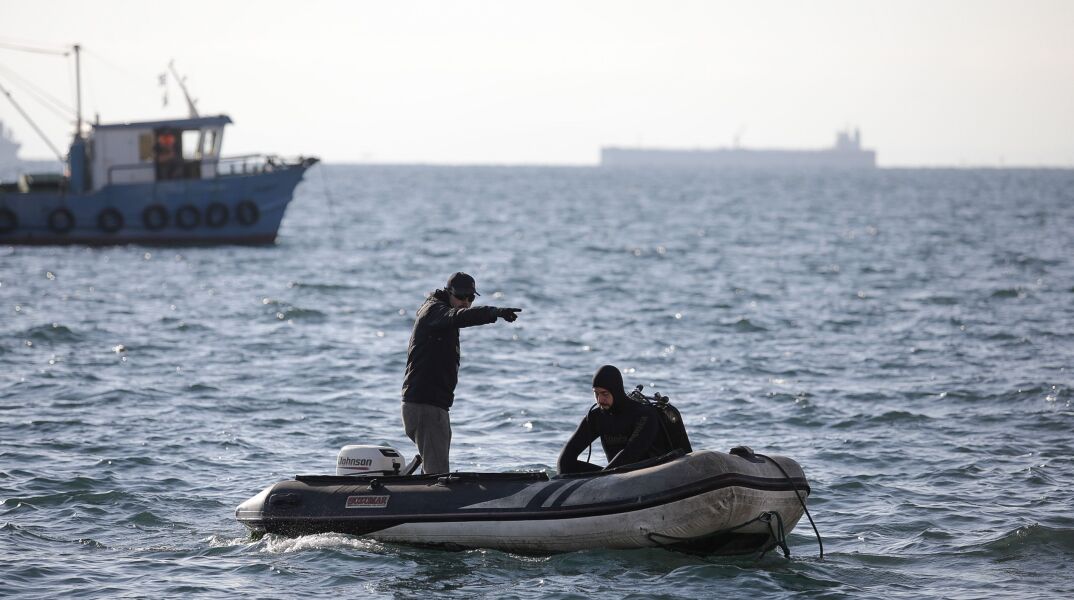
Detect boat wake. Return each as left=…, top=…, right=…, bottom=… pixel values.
left=255, top=532, right=388, bottom=555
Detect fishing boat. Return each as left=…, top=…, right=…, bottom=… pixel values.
left=236, top=444, right=815, bottom=555
left=0, top=44, right=317, bottom=245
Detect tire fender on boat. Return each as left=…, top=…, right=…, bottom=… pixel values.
left=0, top=207, right=16, bottom=234
left=97, top=208, right=124, bottom=233
left=142, top=204, right=169, bottom=231
left=235, top=200, right=260, bottom=226
left=48, top=208, right=75, bottom=234
left=205, top=202, right=229, bottom=228
left=176, top=204, right=201, bottom=229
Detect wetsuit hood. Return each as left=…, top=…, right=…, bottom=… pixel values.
left=592, top=365, right=630, bottom=406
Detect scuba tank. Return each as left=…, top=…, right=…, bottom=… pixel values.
left=628, top=385, right=693, bottom=454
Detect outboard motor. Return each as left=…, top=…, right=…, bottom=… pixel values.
left=336, top=445, right=404, bottom=476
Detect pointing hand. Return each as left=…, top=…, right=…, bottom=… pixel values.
left=497, top=307, right=522, bottom=323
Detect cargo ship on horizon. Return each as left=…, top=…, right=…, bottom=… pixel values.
left=601, top=129, right=876, bottom=169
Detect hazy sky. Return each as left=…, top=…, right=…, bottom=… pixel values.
left=2, top=0, right=1072, bottom=166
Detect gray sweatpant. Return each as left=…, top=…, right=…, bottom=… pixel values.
left=401, top=401, right=451, bottom=474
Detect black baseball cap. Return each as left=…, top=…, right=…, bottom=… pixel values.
left=446, top=272, right=480, bottom=296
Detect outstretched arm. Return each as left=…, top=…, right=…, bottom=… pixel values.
left=424, top=304, right=522, bottom=330
left=423, top=302, right=498, bottom=329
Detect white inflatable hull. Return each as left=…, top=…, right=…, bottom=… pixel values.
left=237, top=450, right=811, bottom=555
left=373, top=486, right=805, bottom=552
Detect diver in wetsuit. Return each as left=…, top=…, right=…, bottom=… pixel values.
left=557, top=365, right=672, bottom=475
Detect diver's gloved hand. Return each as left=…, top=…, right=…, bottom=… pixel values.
left=496, top=307, right=522, bottom=322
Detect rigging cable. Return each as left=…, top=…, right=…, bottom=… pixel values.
left=0, top=79, right=65, bottom=161
left=0, top=39, right=76, bottom=159
left=0, top=65, right=76, bottom=121
left=84, top=49, right=169, bottom=118
left=0, top=40, right=69, bottom=56
left=82, top=47, right=147, bottom=85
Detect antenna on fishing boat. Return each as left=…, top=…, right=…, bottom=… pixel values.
left=167, top=60, right=199, bottom=118
left=166, top=60, right=206, bottom=157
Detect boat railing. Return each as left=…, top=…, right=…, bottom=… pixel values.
left=217, top=154, right=303, bottom=176
left=104, top=154, right=308, bottom=185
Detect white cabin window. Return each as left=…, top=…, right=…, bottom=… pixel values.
left=205, top=128, right=221, bottom=158
left=182, top=130, right=201, bottom=160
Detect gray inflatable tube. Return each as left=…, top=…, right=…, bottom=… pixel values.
left=236, top=449, right=811, bottom=555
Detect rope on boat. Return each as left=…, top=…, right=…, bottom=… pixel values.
left=645, top=453, right=824, bottom=560
left=757, top=511, right=790, bottom=559
left=756, top=452, right=824, bottom=559
left=316, top=162, right=341, bottom=249
left=645, top=510, right=789, bottom=558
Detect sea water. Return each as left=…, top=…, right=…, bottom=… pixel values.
left=1, top=166, right=1072, bottom=598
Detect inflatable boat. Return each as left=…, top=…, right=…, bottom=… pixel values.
left=236, top=445, right=814, bottom=555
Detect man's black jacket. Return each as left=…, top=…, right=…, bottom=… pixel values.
left=402, top=289, right=498, bottom=410
left=557, top=398, right=672, bottom=474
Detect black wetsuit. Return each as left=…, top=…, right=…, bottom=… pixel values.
left=557, top=398, right=672, bottom=474
left=401, top=289, right=498, bottom=410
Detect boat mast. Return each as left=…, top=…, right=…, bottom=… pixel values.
left=167, top=60, right=199, bottom=118
left=167, top=60, right=205, bottom=157
left=74, top=44, right=82, bottom=137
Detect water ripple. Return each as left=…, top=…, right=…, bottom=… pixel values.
left=1, top=167, right=1073, bottom=598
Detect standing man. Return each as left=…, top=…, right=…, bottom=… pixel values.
left=402, top=272, right=521, bottom=474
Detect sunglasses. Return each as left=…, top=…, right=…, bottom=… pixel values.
left=452, top=292, right=476, bottom=302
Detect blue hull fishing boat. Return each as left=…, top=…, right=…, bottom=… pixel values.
left=0, top=45, right=317, bottom=245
